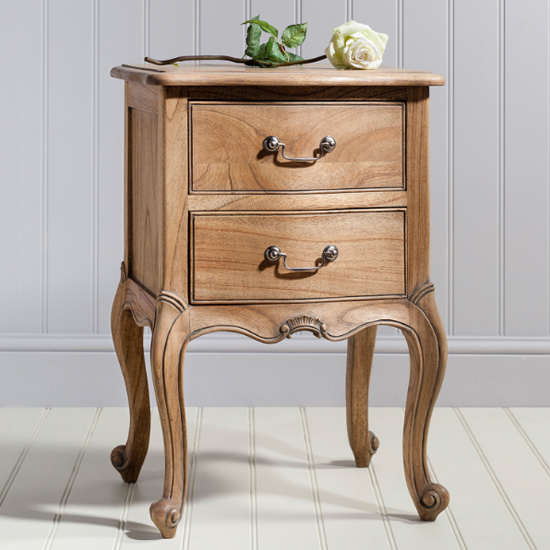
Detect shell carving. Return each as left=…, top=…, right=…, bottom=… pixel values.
left=280, top=316, right=328, bottom=338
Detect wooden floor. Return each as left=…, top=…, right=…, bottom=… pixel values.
left=0, top=408, right=549, bottom=549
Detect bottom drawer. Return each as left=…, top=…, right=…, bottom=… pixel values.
left=191, top=210, right=406, bottom=303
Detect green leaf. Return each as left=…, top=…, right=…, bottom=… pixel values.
left=244, top=15, right=261, bottom=57
left=264, top=36, right=287, bottom=64
left=242, top=18, right=278, bottom=39
left=253, top=42, right=268, bottom=60
left=281, top=23, right=307, bottom=48
left=285, top=52, right=305, bottom=63
left=252, top=43, right=275, bottom=66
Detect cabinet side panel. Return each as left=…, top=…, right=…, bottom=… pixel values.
left=129, top=108, right=163, bottom=295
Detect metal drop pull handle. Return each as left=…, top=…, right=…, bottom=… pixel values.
left=264, top=244, right=339, bottom=272
left=262, top=135, right=336, bottom=162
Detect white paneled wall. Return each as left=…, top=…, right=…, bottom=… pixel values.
left=1, top=0, right=550, bottom=405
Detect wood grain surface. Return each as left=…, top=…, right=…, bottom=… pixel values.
left=112, top=74, right=449, bottom=538
left=129, top=108, right=163, bottom=295
left=402, top=287, right=450, bottom=521
left=190, top=102, right=404, bottom=192
left=149, top=296, right=190, bottom=539
left=187, top=190, right=407, bottom=212
left=191, top=210, right=406, bottom=302
left=126, top=81, right=158, bottom=114
left=160, top=87, right=189, bottom=299
left=346, top=325, right=380, bottom=468
left=405, top=87, right=431, bottom=292
left=110, top=268, right=151, bottom=484
left=111, top=63, right=446, bottom=87
left=187, top=85, right=409, bottom=102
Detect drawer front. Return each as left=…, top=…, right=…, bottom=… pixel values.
left=190, top=103, right=404, bottom=193
left=191, top=211, right=405, bottom=303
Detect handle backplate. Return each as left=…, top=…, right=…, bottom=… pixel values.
left=262, top=135, right=336, bottom=162
left=264, top=244, right=339, bottom=272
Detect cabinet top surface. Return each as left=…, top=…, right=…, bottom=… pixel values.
left=111, top=62, right=445, bottom=87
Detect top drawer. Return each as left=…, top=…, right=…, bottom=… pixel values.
left=190, top=102, right=404, bottom=193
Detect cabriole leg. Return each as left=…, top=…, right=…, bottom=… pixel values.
left=110, top=278, right=151, bottom=483
left=402, top=289, right=450, bottom=521
left=346, top=325, right=380, bottom=467
left=149, top=298, right=189, bottom=539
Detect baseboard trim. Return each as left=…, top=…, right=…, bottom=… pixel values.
left=0, top=351, right=549, bottom=407
left=1, top=333, right=550, bottom=354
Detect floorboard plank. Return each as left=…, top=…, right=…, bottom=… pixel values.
left=186, top=407, right=251, bottom=550
left=0, top=408, right=98, bottom=550
left=428, top=408, right=530, bottom=549
left=305, top=407, right=393, bottom=550
left=508, top=408, right=550, bottom=476
left=0, top=408, right=47, bottom=506
left=458, top=408, right=549, bottom=549
left=368, top=407, right=461, bottom=549
left=120, top=407, right=198, bottom=549
left=48, top=408, right=134, bottom=549
left=3, top=407, right=550, bottom=548
left=254, top=407, right=321, bottom=550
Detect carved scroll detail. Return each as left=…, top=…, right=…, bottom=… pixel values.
left=110, top=263, right=151, bottom=483
left=280, top=315, right=328, bottom=338
left=409, top=282, right=435, bottom=305
left=157, top=290, right=188, bottom=313
left=118, top=263, right=157, bottom=329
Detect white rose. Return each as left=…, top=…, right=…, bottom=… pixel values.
left=325, top=20, right=388, bottom=70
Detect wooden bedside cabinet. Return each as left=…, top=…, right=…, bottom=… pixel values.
left=110, top=63, right=447, bottom=538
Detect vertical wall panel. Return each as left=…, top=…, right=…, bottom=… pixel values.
left=96, top=1, right=143, bottom=334
left=149, top=0, right=195, bottom=59
left=199, top=0, right=244, bottom=56
left=403, top=0, right=449, bottom=331
left=452, top=0, right=500, bottom=335
left=46, top=0, right=93, bottom=333
left=353, top=1, right=399, bottom=68
left=0, top=3, right=43, bottom=333
left=504, top=0, right=550, bottom=336
left=2, top=0, right=550, bottom=369
left=301, top=0, right=345, bottom=59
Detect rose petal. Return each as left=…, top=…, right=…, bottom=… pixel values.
left=326, top=20, right=388, bottom=70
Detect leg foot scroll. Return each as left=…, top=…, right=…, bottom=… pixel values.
left=417, top=483, right=450, bottom=521
left=346, top=325, right=379, bottom=468
left=402, top=287, right=450, bottom=521
left=110, top=275, right=151, bottom=483
left=149, top=297, right=189, bottom=539
left=150, top=498, right=182, bottom=539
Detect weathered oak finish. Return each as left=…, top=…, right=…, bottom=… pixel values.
left=187, top=85, right=409, bottom=102
left=110, top=265, right=152, bottom=483
left=405, top=86, right=431, bottom=291
left=346, top=325, right=379, bottom=468
left=187, top=190, right=408, bottom=212
left=161, top=86, right=189, bottom=299
left=190, top=103, right=404, bottom=192
left=149, top=295, right=190, bottom=539
left=129, top=108, right=163, bottom=295
left=127, top=81, right=159, bottom=114
left=404, top=284, right=450, bottom=520
left=111, top=63, right=446, bottom=87
left=191, top=210, right=406, bottom=302
left=110, top=64, right=447, bottom=538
